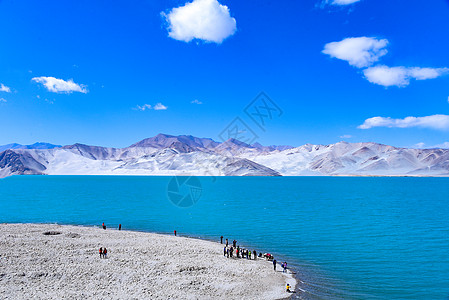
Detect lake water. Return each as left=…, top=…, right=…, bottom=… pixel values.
left=1, top=176, right=448, bottom=299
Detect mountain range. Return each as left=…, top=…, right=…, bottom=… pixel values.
left=0, top=134, right=448, bottom=178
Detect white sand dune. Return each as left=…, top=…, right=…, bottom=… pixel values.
left=0, top=224, right=296, bottom=299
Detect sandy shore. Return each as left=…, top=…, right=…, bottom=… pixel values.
left=0, top=223, right=296, bottom=299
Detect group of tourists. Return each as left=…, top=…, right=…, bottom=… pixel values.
left=98, top=247, right=108, bottom=258
left=220, top=236, right=289, bottom=275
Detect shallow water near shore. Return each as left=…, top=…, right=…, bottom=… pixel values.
left=1, top=176, right=448, bottom=299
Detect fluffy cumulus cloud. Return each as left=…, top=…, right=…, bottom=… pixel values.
left=358, top=114, right=449, bottom=130
left=322, top=37, right=388, bottom=68
left=136, top=103, right=168, bottom=111
left=153, top=103, right=168, bottom=110
left=363, top=66, right=449, bottom=87
left=32, top=77, right=88, bottom=94
left=163, top=0, right=237, bottom=43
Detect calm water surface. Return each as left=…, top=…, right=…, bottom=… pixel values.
left=0, top=176, right=448, bottom=299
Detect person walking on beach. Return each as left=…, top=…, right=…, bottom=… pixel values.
left=283, top=262, right=288, bottom=273
left=119, top=224, right=121, bottom=231
left=102, top=222, right=106, bottom=230
left=273, top=259, right=277, bottom=271
left=223, top=246, right=227, bottom=257
left=220, top=236, right=223, bottom=244
left=226, top=247, right=230, bottom=258
left=174, top=230, right=177, bottom=236
left=103, top=248, right=108, bottom=259
left=99, top=247, right=103, bottom=258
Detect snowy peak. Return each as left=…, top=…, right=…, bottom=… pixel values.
left=0, top=135, right=448, bottom=178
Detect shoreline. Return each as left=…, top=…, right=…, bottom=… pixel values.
left=0, top=223, right=297, bottom=299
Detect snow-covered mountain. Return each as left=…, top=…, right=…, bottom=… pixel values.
left=1, top=134, right=448, bottom=178
left=0, top=142, right=61, bottom=152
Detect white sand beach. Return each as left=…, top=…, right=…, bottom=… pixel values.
left=0, top=224, right=296, bottom=299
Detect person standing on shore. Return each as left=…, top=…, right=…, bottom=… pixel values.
left=226, top=239, right=228, bottom=246
left=237, top=246, right=240, bottom=258
left=273, top=259, right=277, bottom=271
left=220, top=236, right=223, bottom=244
left=253, top=250, right=257, bottom=260
left=103, top=248, right=108, bottom=259
left=102, top=223, right=106, bottom=230
left=283, top=262, right=287, bottom=273
left=233, top=239, right=236, bottom=247
left=99, top=247, right=103, bottom=258
left=119, top=224, right=121, bottom=231
left=223, top=246, right=227, bottom=257
left=174, top=230, right=177, bottom=236
left=230, top=246, right=233, bottom=258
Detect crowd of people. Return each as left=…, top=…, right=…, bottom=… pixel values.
left=96, top=226, right=293, bottom=293
left=220, top=236, right=290, bottom=275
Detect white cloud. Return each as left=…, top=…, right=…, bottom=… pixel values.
left=414, top=142, right=449, bottom=149
left=0, top=83, right=11, bottom=93
left=32, top=76, right=88, bottom=94
left=0, top=98, right=7, bottom=103
left=340, top=134, right=352, bottom=139
left=436, top=142, right=449, bottom=148
left=163, top=0, right=237, bottom=43
left=191, top=99, right=202, bottom=104
left=414, top=142, right=426, bottom=149
left=322, top=37, right=388, bottom=68
left=135, top=103, right=168, bottom=111
left=331, top=0, right=361, bottom=5
left=136, top=104, right=152, bottom=111
left=153, top=103, right=168, bottom=110
left=358, top=114, right=449, bottom=130
left=363, top=66, right=449, bottom=87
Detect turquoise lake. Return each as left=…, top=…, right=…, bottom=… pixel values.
left=0, top=176, right=448, bottom=299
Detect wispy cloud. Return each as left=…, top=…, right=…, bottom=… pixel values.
left=163, top=0, right=237, bottom=44
left=135, top=103, right=168, bottom=111
left=340, top=134, right=352, bottom=139
left=322, top=37, right=388, bottom=68
left=191, top=99, right=202, bottom=104
left=32, top=76, right=88, bottom=94
left=0, top=83, right=11, bottom=93
left=0, top=98, right=7, bottom=103
left=358, top=115, right=449, bottom=130
left=363, top=66, right=449, bottom=87
left=414, top=142, right=449, bottom=149
left=331, top=0, right=361, bottom=4
left=136, top=104, right=153, bottom=111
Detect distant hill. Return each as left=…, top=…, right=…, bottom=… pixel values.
left=0, top=143, right=61, bottom=152
left=0, top=134, right=448, bottom=178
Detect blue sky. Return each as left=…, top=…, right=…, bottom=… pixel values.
left=0, top=0, right=448, bottom=148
